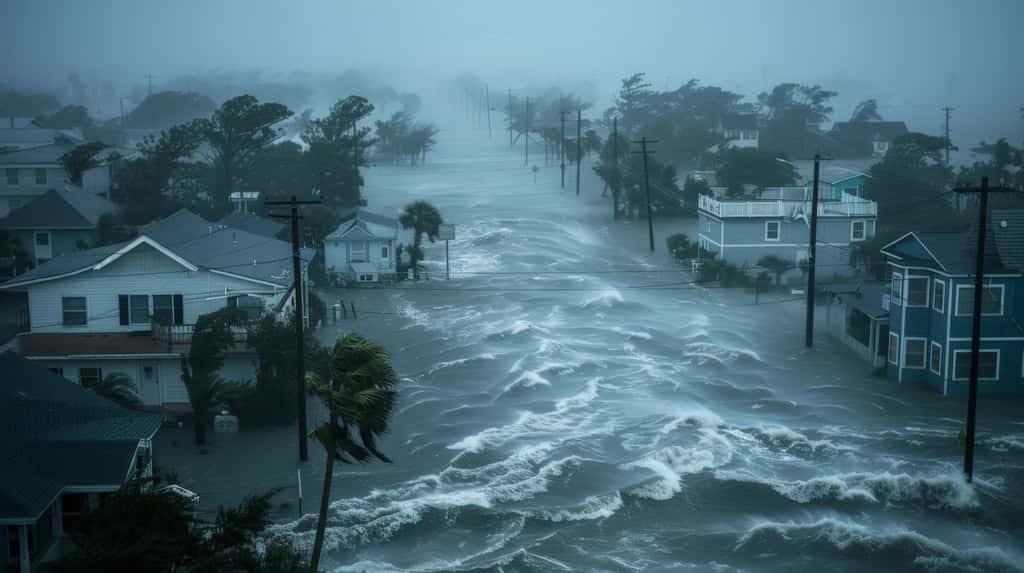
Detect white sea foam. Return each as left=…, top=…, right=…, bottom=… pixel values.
left=622, top=428, right=734, bottom=500
left=425, top=353, right=497, bottom=376
left=529, top=492, right=624, bottom=522
left=735, top=517, right=1022, bottom=572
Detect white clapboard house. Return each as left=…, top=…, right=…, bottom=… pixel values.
left=0, top=209, right=313, bottom=414
left=325, top=209, right=399, bottom=283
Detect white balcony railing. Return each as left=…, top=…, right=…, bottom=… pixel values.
left=698, top=193, right=876, bottom=219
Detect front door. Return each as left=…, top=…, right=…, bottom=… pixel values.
left=138, top=362, right=161, bottom=406
left=34, top=231, right=52, bottom=262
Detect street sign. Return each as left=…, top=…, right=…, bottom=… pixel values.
left=438, top=224, right=455, bottom=241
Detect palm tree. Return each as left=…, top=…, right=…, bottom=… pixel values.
left=849, top=99, right=882, bottom=123
left=398, top=201, right=443, bottom=279
left=307, top=333, right=398, bottom=573
left=86, top=372, right=144, bottom=410
left=183, top=308, right=247, bottom=445
left=757, top=255, right=795, bottom=287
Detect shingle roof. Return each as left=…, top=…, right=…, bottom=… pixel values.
left=0, top=142, right=75, bottom=165
left=829, top=121, right=909, bottom=143
left=0, top=188, right=117, bottom=229
left=0, top=351, right=161, bottom=521
left=992, top=210, right=1024, bottom=272
left=720, top=114, right=758, bottom=131
left=217, top=212, right=285, bottom=239
left=883, top=231, right=1010, bottom=275
left=329, top=209, right=399, bottom=241
left=2, top=208, right=313, bottom=289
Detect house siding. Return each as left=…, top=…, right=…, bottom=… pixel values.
left=886, top=261, right=1024, bottom=395
left=699, top=213, right=874, bottom=279
left=14, top=228, right=96, bottom=264
left=26, top=245, right=280, bottom=334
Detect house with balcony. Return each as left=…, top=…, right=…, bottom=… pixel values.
left=0, top=209, right=313, bottom=413
left=0, top=143, right=115, bottom=217
left=696, top=184, right=878, bottom=281
left=716, top=114, right=760, bottom=149
left=0, top=351, right=160, bottom=573
left=882, top=215, right=1024, bottom=395
left=0, top=188, right=118, bottom=266
left=325, top=209, right=398, bottom=283
left=827, top=121, right=909, bottom=158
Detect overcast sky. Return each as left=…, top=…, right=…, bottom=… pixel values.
left=2, top=0, right=1022, bottom=147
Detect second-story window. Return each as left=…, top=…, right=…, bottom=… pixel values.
left=152, top=294, right=184, bottom=325
left=891, top=274, right=903, bottom=304
left=381, top=245, right=389, bottom=259
left=129, top=295, right=150, bottom=324
left=956, top=285, right=1004, bottom=316
left=933, top=280, right=945, bottom=313
left=765, top=221, right=780, bottom=241
left=62, top=297, right=87, bottom=325
left=851, top=221, right=867, bottom=241
left=905, top=277, right=929, bottom=307
left=5, top=168, right=17, bottom=185
left=34, top=168, right=47, bottom=185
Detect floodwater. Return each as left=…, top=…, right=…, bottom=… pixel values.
left=272, top=123, right=1024, bottom=572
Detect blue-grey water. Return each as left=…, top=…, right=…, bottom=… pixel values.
left=274, top=125, right=1024, bottom=572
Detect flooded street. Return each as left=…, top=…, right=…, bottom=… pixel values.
left=264, top=126, right=1024, bottom=572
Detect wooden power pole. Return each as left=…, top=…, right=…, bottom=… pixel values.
left=265, top=195, right=322, bottom=463
left=632, top=137, right=658, bottom=252
left=953, top=177, right=1013, bottom=482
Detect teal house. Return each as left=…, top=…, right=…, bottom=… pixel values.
left=881, top=213, right=1024, bottom=395
left=0, top=189, right=117, bottom=266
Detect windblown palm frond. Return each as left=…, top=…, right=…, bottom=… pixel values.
left=90, top=372, right=144, bottom=410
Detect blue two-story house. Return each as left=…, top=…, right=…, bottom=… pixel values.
left=882, top=216, right=1024, bottom=395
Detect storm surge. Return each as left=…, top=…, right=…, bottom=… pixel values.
left=278, top=130, right=1024, bottom=573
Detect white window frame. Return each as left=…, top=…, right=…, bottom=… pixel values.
left=903, top=337, right=927, bottom=369
left=764, top=221, right=780, bottom=242
left=129, top=294, right=150, bottom=324
left=955, top=284, right=1004, bottom=317
left=904, top=276, right=929, bottom=308
left=932, top=279, right=945, bottom=313
left=929, top=342, right=943, bottom=375
left=61, top=296, right=87, bottom=326
left=850, top=220, right=867, bottom=242
left=952, top=349, right=1000, bottom=381
left=888, top=332, right=900, bottom=365
left=79, top=367, right=103, bottom=387
left=891, top=273, right=903, bottom=306
left=350, top=241, right=368, bottom=263
left=381, top=245, right=389, bottom=259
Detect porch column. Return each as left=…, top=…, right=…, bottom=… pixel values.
left=18, top=524, right=30, bottom=573
left=52, top=495, right=63, bottom=537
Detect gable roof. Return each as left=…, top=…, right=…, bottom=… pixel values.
left=0, top=351, right=161, bottom=521
left=881, top=230, right=1011, bottom=275
left=0, top=189, right=117, bottom=230
left=328, top=209, right=398, bottom=241
left=0, top=142, right=75, bottom=165
left=829, top=121, right=909, bottom=143
left=720, top=114, right=758, bottom=131
left=218, top=212, right=285, bottom=239
left=991, top=210, right=1024, bottom=272
left=1, top=208, right=314, bottom=290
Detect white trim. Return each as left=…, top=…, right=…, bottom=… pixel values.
left=764, top=221, right=781, bottom=241
left=850, top=220, right=867, bottom=242
left=879, top=232, right=948, bottom=272
left=952, top=348, right=1000, bottom=381
left=929, top=341, right=943, bottom=375
left=903, top=337, right=927, bottom=369
left=955, top=283, right=1005, bottom=317
left=93, top=235, right=198, bottom=272
left=209, top=268, right=287, bottom=288
left=947, top=336, right=1024, bottom=342
left=932, top=279, right=945, bottom=314
left=888, top=331, right=900, bottom=366
left=944, top=285, right=953, bottom=395
left=887, top=262, right=1022, bottom=280
left=891, top=272, right=903, bottom=305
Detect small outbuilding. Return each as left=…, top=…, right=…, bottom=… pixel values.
left=325, top=209, right=399, bottom=284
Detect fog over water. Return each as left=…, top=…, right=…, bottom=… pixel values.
left=4, top=1, right=1024, bottom=571
left=3, top=0, right=1022, bottom=163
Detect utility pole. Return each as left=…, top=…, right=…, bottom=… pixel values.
left=352, top=122, right=360, bottom=195
left=508, top=88, right=513, bottom=147
left=954, top=177, right=1013, bottom=483
left=524, top=96, right=530, bottom=167
left=943, top=106, right=955, bottom=168
left=560, top=111, right=567, bottom=189
left=576, top=109, right=582, bottom=196
left=612, top=117, right=620, bottom=219
left=632, top=137, right=658, bottom=251
left=485, top=84, right=492, bottom=139
left=264, top=195, right=322, bottom=463
left=805, top=154, right=822, bottom=348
